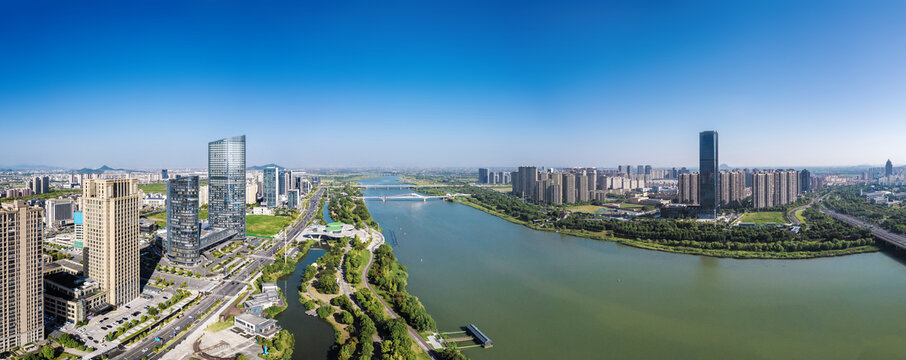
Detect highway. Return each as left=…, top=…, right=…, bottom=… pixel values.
left=107, top=186, right=326, bottom=360
left=819, top=206, right=906, bottom=250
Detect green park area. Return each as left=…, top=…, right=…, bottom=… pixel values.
left=246, top=215, right=291, bottom=237
left=145, top=209, right=209, bottom=227
left=567, top=205, right=606, bottom=214
left=738, top=211, right=788, bottom=225
left=138, top=182, right=168, bottom=194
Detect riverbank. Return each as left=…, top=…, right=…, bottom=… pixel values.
left=446, top=194, right=879, bottom=259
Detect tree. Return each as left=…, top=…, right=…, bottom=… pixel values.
left=40, top=345, right=55, bottom=360
left=235, top=355, right=249, bottom=360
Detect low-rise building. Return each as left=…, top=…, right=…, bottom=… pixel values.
left=234, top=313, right=280, bottom=338
left=44, top=272, right=106, bottom=324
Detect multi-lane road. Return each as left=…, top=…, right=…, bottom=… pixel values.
left=105, top=186, right=326, bottom=360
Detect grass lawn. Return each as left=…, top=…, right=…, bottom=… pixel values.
left=145, top=209, right=208, bottom=227
left=739, top=211, right=788, bottom=225
left=246, top=215, right=290, bottom=236
left=204, top=320, right=233, bottom=332
left=567, top=205, right=605, bottom=214
left=138, top=182, right=167, bottom=194
left=794, top=209, right=807, bottom=224
left=618, top=203, right=645, bottom=209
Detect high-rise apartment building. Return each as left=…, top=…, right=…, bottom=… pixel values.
left=82, top=179, right=140, bottom=306
left=800, top=169, right=811, bottom=193
left=478, top=168, right=490, bottom=184
left=0, top=201, right=44, bottom=352
left=208, top=135, right=246, bottom=234
left=562, top=173, right=577, bottom=204
left=512, top=166, right=538, bottom=200
left=263, top=166, right=279, bottom=208
left=718, top=170, right=746, bottom=206
left=699, top=131, right=719, bottom=218
left=28, top=176, right=50, bottom=195
left=678, top=173, right=699, bottom=205
left=752, top=170, right=800, bottom=209
left=167, top=176, right=201, bottom=266
left=577, top=175, right=589, bottom=202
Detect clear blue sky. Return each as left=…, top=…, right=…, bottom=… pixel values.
left=1, top=0, right=904, bottom=169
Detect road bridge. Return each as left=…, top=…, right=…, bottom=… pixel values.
left=355, top=193, right=471, bottom=202
left=328, top=184, right=455, bottom=189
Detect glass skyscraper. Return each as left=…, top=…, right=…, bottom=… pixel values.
left=166, top=176, right=200, bottom=265
left=208, top=135, right=246, bottom=234
left=699, top=131, right=719, bottom=218
left=263, top=166, right=279, bottom=208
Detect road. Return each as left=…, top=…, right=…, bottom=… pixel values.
left=107, top=186, right=326, bottom=360
left=819, top=207, right=906, bottom=250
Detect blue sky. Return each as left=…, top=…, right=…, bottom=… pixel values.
left=1, top=0, right=904, bottom=169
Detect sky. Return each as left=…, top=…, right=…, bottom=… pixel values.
left=1, top=0, right=905, bottom=170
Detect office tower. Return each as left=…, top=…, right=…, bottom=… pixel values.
left=800, top=169, right=811, bottom=193
left=279, top=169, right=292, bottom=196
left=83, top=179, right=140, bottom=306
left=699, top=131, right=719, bottom=218
left=44, top=199, right=74, bottom=229
left=161, top=169, right=169, bottom=180
left=287, top=189, right=300, bottom=209
left=563, top=173, right=576, bottom=204
left=886, top=160, right=893, bottom=177
left=637, top=165, right=644, bottom=177
left=644, top=165, right=652, bottom=175
left=625, top=165, right=632, bottom=176
left=263, top=166, right=279, bottom=208
left=208, top=135, right=246, bottom=234
left=0, top=201, right=44, bottom=352
left=577, top=175, right=589, bottom=202
left=618, top=165, right=624, bottom=174
left=478, top=168, right=490, bottom=184
left=678, top=173, right=699, bottom=204
left=166, top=176, right=201, bottom=266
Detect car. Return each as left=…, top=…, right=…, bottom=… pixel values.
left=142, top=348, right=148, bottom=352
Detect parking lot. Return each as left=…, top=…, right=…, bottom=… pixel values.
left=72, top=288, right=176, bottom=350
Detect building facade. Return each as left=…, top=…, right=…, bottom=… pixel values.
left=698, top=131, right=719, bottom=218
left=167, top=176, right=201, bottom=266
left=752, top=170, right=800, bottom=209
left=263, top=166, right=279, bottom=208
left=0, top=201, right=44, bottom=352
left=208, top=135, right=246, bottom=234
left=82, top=179, right=140, bottom=306
left=44, top=199, right=75, bottom=229
left=678, top=173, right=700, bottom=205
left=718, top=170, right=746, bottom=206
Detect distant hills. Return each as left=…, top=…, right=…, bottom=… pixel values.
left=75, top=165, right=138, bottom=174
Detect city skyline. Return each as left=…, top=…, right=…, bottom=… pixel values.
left=2, top=0, right=906, bottom=168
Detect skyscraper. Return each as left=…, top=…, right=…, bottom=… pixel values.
left=208, top=135, right=246, bottom=234
left=167, top=176, right=201, bottom=266
left=678, top=173, right=699, bottom=204
left=800, top=169, right=811, bottom=193
left=83, top=179, right=140, bottom=306
left=478, top=168, right=490, bottom=184
left=263, top=166, right=279, bottom=208
left=0, top=201, right=44, bottom=352
left=699, top=131, right=719, bottom=218
left=161, top=169, right=169, bottom=180
left=886, top=159, right=893, bottom=177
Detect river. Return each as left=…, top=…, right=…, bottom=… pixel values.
left=354, top=176, right=906, bottom=360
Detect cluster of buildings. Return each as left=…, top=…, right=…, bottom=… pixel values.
left=477, top=168, right=511, bottom=185
left=0, top=135, right=262, bottom=353
left=509, top=166, right=657, bottom=205
left=261, top=166, right=312, bottom=209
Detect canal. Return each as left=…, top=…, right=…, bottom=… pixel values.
left=274, top=247, right=335, bottom=360
left=356, top=176, right=906, bottom=360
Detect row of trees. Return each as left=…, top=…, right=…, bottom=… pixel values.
left=824, top=185, right=906, bottom=235
left=368, top=244, right=437, bottom=332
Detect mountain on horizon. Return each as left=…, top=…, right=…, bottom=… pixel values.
left=0, top=164, right=64, bottom=171
left=75, top=165, right=137, bottom=174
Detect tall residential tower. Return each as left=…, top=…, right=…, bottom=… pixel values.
left=0, top=201, right=44, bottom=352
left=83, top=179, right=140, bottom=307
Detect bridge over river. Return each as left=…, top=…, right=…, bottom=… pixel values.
left=355, top=192, right=471, bottom=202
